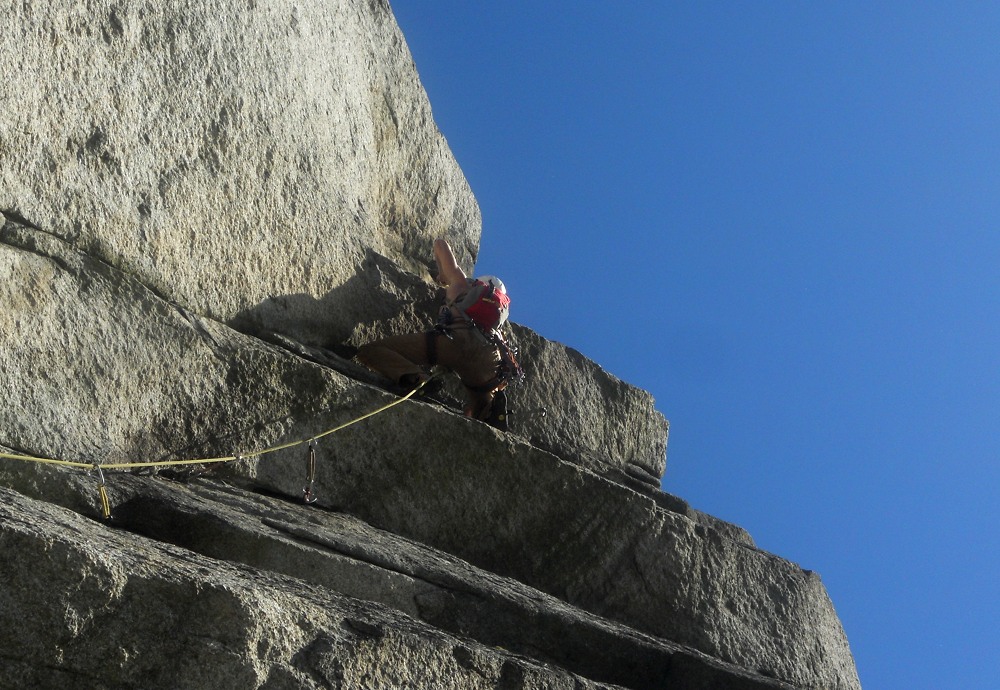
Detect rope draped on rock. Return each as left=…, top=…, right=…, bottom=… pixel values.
left=1, top=378, right=432, bottom=518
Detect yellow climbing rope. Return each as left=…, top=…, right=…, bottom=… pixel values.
left=1, top=378, right=432, bottom=515
left=0, top=452, right=91, bottom=469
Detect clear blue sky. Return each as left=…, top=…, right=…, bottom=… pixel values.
left=392, top=4, right=999, bottom=689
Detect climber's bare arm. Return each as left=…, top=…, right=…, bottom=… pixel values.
left=433, top=238, right=469, bottom=300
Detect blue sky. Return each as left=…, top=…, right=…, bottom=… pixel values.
left=392, top=4, right=999, bottom=689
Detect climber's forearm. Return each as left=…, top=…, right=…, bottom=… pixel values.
left=433, top=238, right=467, bottom=287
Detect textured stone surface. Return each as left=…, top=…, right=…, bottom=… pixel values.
left=0, top=222, right=348, bottom=469
left=0, top=470, right=799, bottom=690
left=0, top=222, right=859, bottom=689
left=0, top=487, right=624, bottom=690
left=506, top=323, right=668, bottom=479
left=0, top=0, right=479, bottom=346
left=246, top=424, right=858, bottom=690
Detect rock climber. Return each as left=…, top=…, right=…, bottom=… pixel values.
left=355, top=237, right=520, bottom=428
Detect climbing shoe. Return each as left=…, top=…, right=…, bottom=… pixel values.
left=398, top=372, right=430, bottom=389
left=415, top=375, right=445, bottom=400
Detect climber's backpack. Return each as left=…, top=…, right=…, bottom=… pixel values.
left=454, top=279, right=511, bottom=332
left=446, top=279, right=523, bottom=398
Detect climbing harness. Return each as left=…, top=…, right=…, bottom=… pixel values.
left=425, top=325, right=452, bottom=366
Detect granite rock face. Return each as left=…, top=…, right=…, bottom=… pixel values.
left=1, top=1, right=859, bottom=688
left=0, top=0, right=667, bottom=478
left=1, top=486, right=627, bottom=690
left=1, top=0, right=480, bottom=339
left=1, top=221, right=859, bottom=689
left=507, top=324, right=667, bottom=480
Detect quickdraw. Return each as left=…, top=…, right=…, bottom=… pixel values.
left=93, top=462, right=111, bottom=520
left=303, top=440, right=318, bottom=504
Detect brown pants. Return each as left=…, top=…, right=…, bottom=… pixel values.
left=356, top=324, right=501, bottom=419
